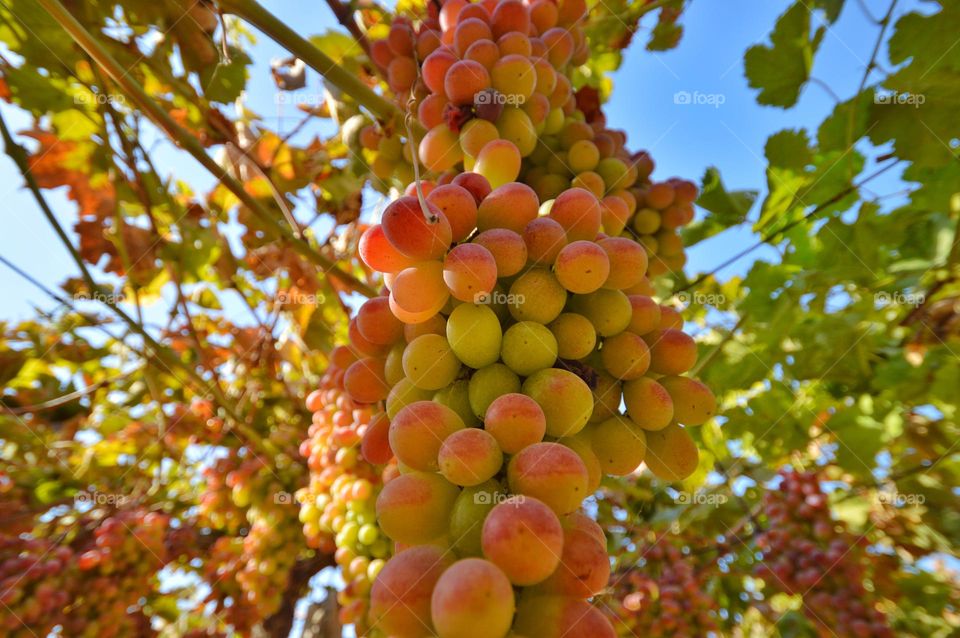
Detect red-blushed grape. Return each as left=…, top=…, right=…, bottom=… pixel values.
left=507, top=442, right=589, bottom=514
left=381, top=196, right=452, bottom=261
left=388, top=400, right=465, bottom=471
left=375, top=471, right=460, bottom=544
left=431, top=558, right=515, bottom=638
left=622, top=376, right=674, bottom=431
left=481, top=496, right=563, bottom=585
left=483, top=393, right=546, bottom=454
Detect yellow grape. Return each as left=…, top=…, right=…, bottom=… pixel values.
left=375, top=471, right=460, bottom=544
left=659, top=375, right=717, bottom=425
left=644, top=422, right=699, bottom=482
left=496, top=107, right=538, bottom=157
left=491, top=54, right=537, bottom=100
left=402, top=334, right=462, bottom=391
left=460, top=118, right=500, bottom=157
left=591, top=416, right=647, bottom=475
left=632, top=207, right=662, bottom=234
left=431, top=559, right=514, bottom=638
left=386, top=377, right=434, bottom=419
left=468, top=363, right=521, bottom=417
left=569, top=288, right=632, bottom=337
left=420, top=124, right=464, bottom=173
left=567, top=139, right=599, bottom=173
left=522, top=368, right=593, bottom=437
left=434, top=379, right=480, bottom=427
left=508, top=268, right=568, bottom=324
left=369, top=545, right=452, bottom=638
left=600, top=331, right=651, bottom=380
left=446, top=302, right=503, bottom=369
left=500, top=321, right=558, bottom=376
left=598, top=236, right=647, bottom=290
left=590, top=371, right=622, bottom=423
left=553, top=240, right=611, bottom=294
left=389, top=400, right=465, bottom=472
left=561, top=431, right=602, bottom=493
left=475, top=139, right=521, bottom=188
left=449, top=480, right=500, bottom=557
left=507, top=442, right=589, bottom=514
left=622, top=376, right=674, bottom=431
left=548, top=312, right=596, bottom=360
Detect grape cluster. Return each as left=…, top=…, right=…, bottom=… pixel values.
left=0, top=508, right=170, bottom=638
left=607, top=536, right=720, bottom=637
left=298, top=349, right=393, bottom=631
left=755, top=470, right=892, bottom=637
left=198, top=455, right=304, bottom=629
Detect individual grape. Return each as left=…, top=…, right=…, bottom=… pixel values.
left=647, top=328, right=698, bottom=375
left=387, top=21, right=415, bottom=56
left=449, top=480, right=499, bottom=557
left=349, top=316, right=392, bottom=357
left=403, top=334, right=462, bottom=391
left=491, top=0, right=530, bottom=37
left=570, top=170, right=605, bottom=198
left=522, top=92, right=551, bottom=129
left=622, top=377, right=673, bottom=431
left=591, top=416, right=647, bottom=475
left=645, top=181, right=675, bottom=208
left=569, top=288, right=632, bottom=337
left=464, top=38, right=501, bottom=68
left=386, top=377, right=434, bottom=419
left=361, top=412, right=393, bottom=465
left=370, top=38, right=393, bottom=70
left=627, top=295, right=661, bottom=335
left=522, top=368, right=593, bottom=437
left=344, top=358, right=390, bottom=403
left=438, top=428, right=503, bottom=486
left=507, top=442, right=589, bottom=514
left=659, top=376, right=716, bottom=425
left=548, top=313, right=596, bottom=360
left=590, top=371, right=622, bottom=422
left=420, top=124, right=465, bottom=173
left=534, top=523, right=609, bottom=597
left=548, top=187, right=601, bottom=241
left=632, top=207, right=661, bottom=234
left=600, top=331, right=650, bottom=380
left=514, top=596, right=617, bottom=638
left=375, top=471, right=460, bottom=544
left=454, top=17, right=493, bottom=55
left=532, top=56, right=558, bottom=96
left=659, top=304, right=684, bottom=330
left=369, top=545, right=452, bottom=638
left=507, top=268, right=567, bottom=323
left=388, top=56, right=418, bottom=93
left=656, top=229, right=684, bottom=256
left=468, top=363, right=521, bottom=417
left=431, top=558, right=514, bottom=638
left=381, top=196, right=453, bottom=262
left=359, top=224, right=416, bottom=273
left=423, top=48, right=457, bottom=94
left=567, top=139, right=600, bottom=173
left=497, top=31, right=532, bottom=57
left=451, top=171, right=492, bottom=204
left=483, top=393, right=546, bottom=454
left=433, top=378, right=480, bottom=427
left=500, top=321, right=558, bottom=376
left=481, top=496, right=563, bottom=585
left=385, top=342, right=406, bottom=385
left=598, top=236, right=647, bottom=290
left=473, top=229, right=528, bottom=276
left=523, top=216, right=568, bottom=265
left=477, top=182, right=539, bottom=233
left=427, top=184, right=479, bottom=242
left=459, top=118, right=500, bottom=158
left=561, top=431, right=602, bottom=493
left=439, top=0, right=467, bottom=30
left=392, top=261, right=449, bottom=316
left=419, top=93, right=448, bottom=129
left=529, top=0, right=559, bottom=32
left=443, top=243, right=498, bottom=302
left=496, top=107, right=538, bottom=156
left=474, top=139, right=521, bottom=188
left=491, top=54, right=537, bottom=100
left=541, top=27, right=574, bottom=68
left=458, top=2, right=490, bottom=22
left=446, top=302, right=503, bottom=368
left=356, top=296, right=405, bottom=345
left=445, top=59, right=491, bottom=105
left=643, top=422, right=699, bottom=482
left=600, top=195, right=631, bottom=235
left=554, top=240, right=611, bottom=294
left=388, top=401, right=465, bottom=472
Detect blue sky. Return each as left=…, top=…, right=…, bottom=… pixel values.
left=0, top=0, right=916, bottom=321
